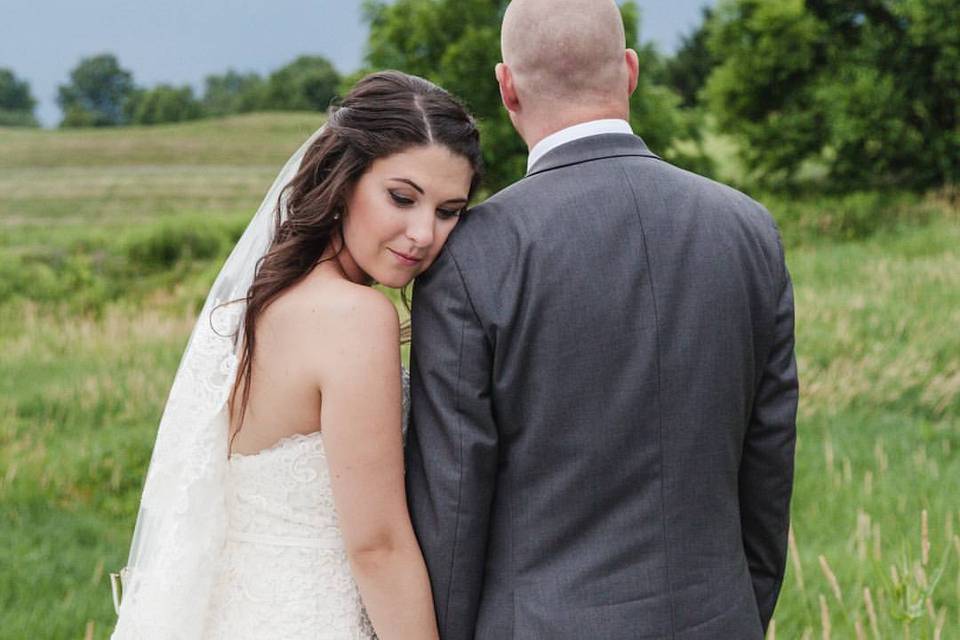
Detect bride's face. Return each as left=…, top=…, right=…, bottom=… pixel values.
left=339, top=144, right=473, bottom=288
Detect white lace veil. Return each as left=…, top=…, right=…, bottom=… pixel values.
left=111, top=126, right=326, bottom=640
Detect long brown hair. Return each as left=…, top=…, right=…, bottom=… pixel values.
left=227, top=70, right=483, bottom=442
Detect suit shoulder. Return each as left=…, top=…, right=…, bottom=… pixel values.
left=668, top=164, right=778, bottom=229
left=441, top=190, right=514, bottom=259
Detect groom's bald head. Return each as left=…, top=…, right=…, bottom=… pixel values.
left=501, top=0, right=628, bottom=105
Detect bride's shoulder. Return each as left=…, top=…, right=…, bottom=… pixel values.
left=264, top=275, right=399, bottom=347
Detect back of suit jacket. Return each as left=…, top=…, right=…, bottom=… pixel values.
left=406, top=133, right=798, bottom=640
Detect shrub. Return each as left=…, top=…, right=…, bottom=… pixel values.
left=125, top=221, right=226, bottom=270
left=767, top=190, right=937, bottom=246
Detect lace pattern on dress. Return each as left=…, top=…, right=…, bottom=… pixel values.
left=203, top=432, right=377, bottom=639
left=202, top=371, right=406, bottom=639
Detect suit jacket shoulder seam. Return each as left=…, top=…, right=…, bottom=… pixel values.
left=445, top=244, right=494, bottom=350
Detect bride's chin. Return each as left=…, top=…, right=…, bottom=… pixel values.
left=378, top=274, right=415, bottom=290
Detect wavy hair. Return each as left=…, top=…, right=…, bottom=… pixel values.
left=228, top=70, right=483, bottom=441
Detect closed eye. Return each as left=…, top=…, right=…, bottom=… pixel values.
left=389, top=191, right=414, bottom=206
left=437, top=207, right=462, bottom=220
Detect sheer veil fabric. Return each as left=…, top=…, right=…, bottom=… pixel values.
left=111, top=127, right=325, bottom=639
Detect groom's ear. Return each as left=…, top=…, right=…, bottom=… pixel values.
left=625, top=49, right=640, bottom=97
left=495, top=63, right=521, bottom=114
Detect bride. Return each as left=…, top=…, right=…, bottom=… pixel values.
left=111, top=71, right=482, bottom=639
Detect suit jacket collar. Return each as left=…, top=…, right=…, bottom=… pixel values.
left=525, top=133, right=660, bottom=178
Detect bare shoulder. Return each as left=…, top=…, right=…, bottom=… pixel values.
left=262, top=275, right=398, bottom=338
left=262, top=275, right=400, bottom=383
left=313, top=278, right=400, bottom=340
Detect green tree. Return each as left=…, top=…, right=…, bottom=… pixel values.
left=57, top=54, right=136, bottom=127
left=0, top=68, right=38, bottom=127
left=661, top=6, right=716, bottom=107
left=705, top=0, right=960, bottom=190
left=202, top=70, right=266, bottom=117
left=262, top=55, right=340, bottom=111
left=360, top=0, right=704, bottom=192
left=127, top=84, right=203, bottom=125
left=704, top=0, right=825, bottom=186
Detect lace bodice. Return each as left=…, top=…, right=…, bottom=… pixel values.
left=225, top=432, right=352, bottom=544
left=202, top=370, right=408, bottom=639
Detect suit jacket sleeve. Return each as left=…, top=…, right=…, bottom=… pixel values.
left=405, top=246, right=497, bottom=640
left=740, top=229, right=799, bottom=631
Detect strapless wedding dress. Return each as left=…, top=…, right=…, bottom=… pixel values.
left=202, top=431, right=377, bottom=639
left=203, top=372, right=408, bottom=639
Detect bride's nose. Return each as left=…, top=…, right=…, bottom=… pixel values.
left=405, top=208, right=435, bottom=248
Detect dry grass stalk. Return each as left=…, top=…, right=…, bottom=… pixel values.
left=864, top=587, right=881, bottom=640
left=820, top=594, right=832, bottom=640
left=857, top=510, right=871, bottom=562
left=789, top=526, right=806, bottom=593
left=873, top=522, right=883, bottom=561
left=914, top=561, right=928, bottom=590
left=854, top=615, right=867, bottom=640
left=765, top=619, right=776, bottom=640
left=864, top=470, right=873, bottom=496
left=90, top=558, right=104, bottom=586
left=84, top=621, right=94, bottom=640
left=874, top=439, right=889, bottom=473
left=913, top=446, right=928, bottom=470
left=819, top=554, right=844, bottom=605
left=825, top=438, right=836, bottom=478
left=922, top=510, right=931, bottom=566
left=934, top=606, right=946, bottom=640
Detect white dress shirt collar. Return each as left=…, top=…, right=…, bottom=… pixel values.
left=526, top=118, right=633, bottom=172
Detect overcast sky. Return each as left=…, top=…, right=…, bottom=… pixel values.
left=1, top=1, right=713, bottom=127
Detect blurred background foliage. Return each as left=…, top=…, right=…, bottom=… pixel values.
left=706, top=0, right=960, bottom=190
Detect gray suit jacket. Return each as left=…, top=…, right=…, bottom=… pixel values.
left=405, top=134, right=798, bottom=640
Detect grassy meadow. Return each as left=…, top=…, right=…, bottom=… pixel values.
left=1, top=115, right=958, bottom=639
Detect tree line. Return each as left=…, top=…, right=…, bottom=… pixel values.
left=0, top=53, right=341, bottom=129
left=2, top=0, right=957, bottom=193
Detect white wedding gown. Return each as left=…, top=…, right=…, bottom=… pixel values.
left=202, top=372, right=408, bottom=639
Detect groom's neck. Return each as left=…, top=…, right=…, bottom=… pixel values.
left=519, top=103, right=631, bottom=150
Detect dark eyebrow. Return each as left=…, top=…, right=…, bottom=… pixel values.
left=389, top=178, right=424, bottom=194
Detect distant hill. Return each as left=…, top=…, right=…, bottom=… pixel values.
left=0, top=112, right=326, bottom=169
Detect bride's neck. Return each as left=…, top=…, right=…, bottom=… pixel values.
left=318, top=238, right=372, bottom=286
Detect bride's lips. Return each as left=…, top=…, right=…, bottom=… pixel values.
left=388, top=248, right=423, bottom=267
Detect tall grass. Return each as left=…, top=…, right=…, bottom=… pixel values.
left=765, top=217, right=960, bottom=638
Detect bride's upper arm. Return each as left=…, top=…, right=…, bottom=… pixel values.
left=314, top=287, right=412, bottom=555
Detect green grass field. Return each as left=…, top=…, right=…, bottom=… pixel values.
left=1, top=115, right=957, bottom=639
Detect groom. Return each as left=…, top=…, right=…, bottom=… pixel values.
left=405, top=0, right=798, bottom=638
